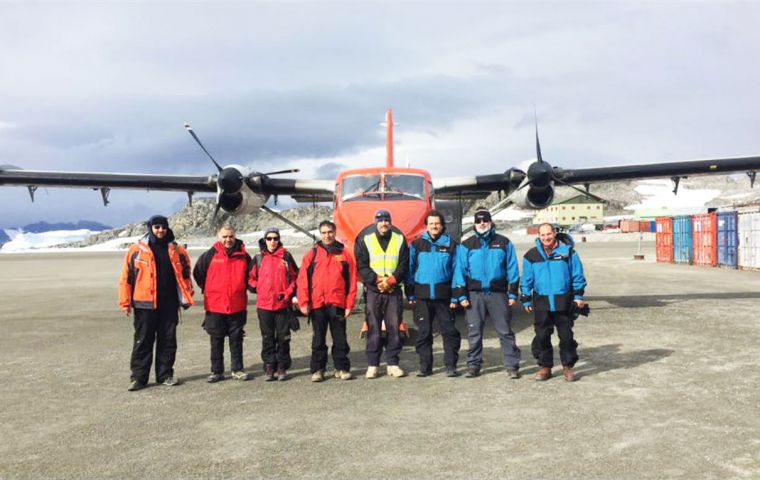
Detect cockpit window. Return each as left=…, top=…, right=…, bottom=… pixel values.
left=341, top=173, right=425, bottom=202
left=341, top=175, right=381, bottom=201
left=384, top=175, right=425, bottom=200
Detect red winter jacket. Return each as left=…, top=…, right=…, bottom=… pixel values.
left=193, top=240, right=251, bottom=315
left=296, top=241, right=358, bottom=311
left=248, top=240, right=299, bottom=311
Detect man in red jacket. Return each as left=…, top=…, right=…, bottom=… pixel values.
left=297, top=220, right=358, bottom=382
left=193, top=225, right=252, bottom=383
left=248, top=227, right=299, bottom=381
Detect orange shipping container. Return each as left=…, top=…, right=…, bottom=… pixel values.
left=692, top=213, right=717, bottom=267
left=655, top=217, right=673, bottom=263
left=620, top=220, right=641, bottom=233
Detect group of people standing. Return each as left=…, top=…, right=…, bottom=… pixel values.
left=118, top=207, right=587, bottom=392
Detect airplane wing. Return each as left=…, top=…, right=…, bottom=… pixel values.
left=0, top=165, right=335, bottom=209
left=433, top=155, right=760, bottom=209
left=554, top=155, right=760, bottom=184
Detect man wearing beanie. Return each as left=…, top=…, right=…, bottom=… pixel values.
left=354, top=209, right=409, bottom=379
left=118, top=215, right=195, bottom=391
left=452, top=206, right=521, bottom=379
left=193, top=224, right=252, bottom=383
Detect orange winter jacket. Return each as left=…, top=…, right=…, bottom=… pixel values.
left=118, top=239, right=195, bottom=310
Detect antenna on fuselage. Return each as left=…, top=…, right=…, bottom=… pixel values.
left=380, top=109, right=395, bottom=168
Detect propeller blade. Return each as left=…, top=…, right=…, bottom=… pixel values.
left=261, top=205, right=317, bottom=242
left=184, top=123, right=223, bottom=172
left=212, top=202, right=223, bottom=225
left=247, top=168, right=301, bottom=181
left=553, top=177, right=606, bottom=202
left=535, top=115, right=544, bottom=164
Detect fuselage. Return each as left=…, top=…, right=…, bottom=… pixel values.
left=333, top=166, right=432, bottom=252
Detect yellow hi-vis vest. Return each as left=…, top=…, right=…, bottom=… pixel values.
left=364, top=231, right=403, bottom=277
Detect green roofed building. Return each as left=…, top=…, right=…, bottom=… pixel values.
left=532, top=194, right=605, bottom=226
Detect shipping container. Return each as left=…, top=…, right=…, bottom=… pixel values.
left=692, top=213, right=717, bottom=267
left=620, top=220, right=641, bottom=233
left=649, top=220, right=656, bottom=233
left=717, top=211, right=738, bottom=268
left=738, top=211, right=760, bottom=270
left=526, top=225, right=540, bottom=235
left=655, top=217, right=673, bottom=263
left=673, top=215, right=693, bottom=264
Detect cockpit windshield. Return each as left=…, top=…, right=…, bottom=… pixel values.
left=341, top=173, right=425, bottom=201
left=341, top=175, right=381, bottom=200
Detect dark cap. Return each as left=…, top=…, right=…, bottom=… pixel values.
left=375, top=209, right=392, bottom=222
left=473, top=207, right=491, bottom=223
left=148, top=215, right=169, bottom=228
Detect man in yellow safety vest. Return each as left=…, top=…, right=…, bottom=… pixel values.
left=354, top=210, right=410, bottom=379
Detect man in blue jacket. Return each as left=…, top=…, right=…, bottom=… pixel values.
left=452, top=207, right=521, bottom=379
left=406, top=210, right=462, bottom=377
left=521, top=223, right=587, bottom=382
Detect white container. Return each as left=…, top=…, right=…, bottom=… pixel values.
left=738, top=211, right=760, bottom=270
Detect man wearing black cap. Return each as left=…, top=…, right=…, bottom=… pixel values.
left=354, top=209, right=410, bottom=379
left=118, top=215, right=195, bottom=391
left=452, top=206, right=521, bottom=379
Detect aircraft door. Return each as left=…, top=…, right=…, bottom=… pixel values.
left=434, top=199, right=463, bottom=243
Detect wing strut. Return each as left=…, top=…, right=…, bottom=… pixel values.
left=27, top=185, right=37, bottom=202
left=100, top=187, right=110, bottom=206
left=260, top=205, right=317, bottom=242
left=748, top=171, right=756, bottom=188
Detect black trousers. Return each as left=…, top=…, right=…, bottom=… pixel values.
left=204, top=311, right=247, bottom=374
left=532, top=310, right=578, bottom=368
left=414, top=299, right=461, bottom=372
left=258, top=308, right=292, bottom=371
left=310, top=306, right=351, bottom=373
left=365, top=289, right=404, bottom=367
left=130, top=301, right=178, bottom=384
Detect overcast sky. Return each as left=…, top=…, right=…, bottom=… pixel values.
left=1, top=1, right=759, bottom=228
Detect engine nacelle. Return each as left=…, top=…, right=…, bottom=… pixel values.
left=508, top=178, right=555, bottom=209
left=215, top=164, right=268, bottom=215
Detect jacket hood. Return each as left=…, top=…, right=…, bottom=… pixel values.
left=534, top=232, right=575, bottom=257
left=317, top=240, right=345, bottom=255
left=214, top=238, right=246, bottom=256
left=422, top=231, right=450, bottom=245
left=146, top=227, right=175, bottom=245
left=258, top=239, right=286, bottom=258
left=475, top=225, right=495, bottom=243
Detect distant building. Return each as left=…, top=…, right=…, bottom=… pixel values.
left=532, top=194, right=605, bottom=226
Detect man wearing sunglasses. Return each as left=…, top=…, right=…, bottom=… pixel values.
left=193, top=225, right=252, bottom=383
left=452, top=207, right=521, bottom=379
left=119, top=215, right=194, bottom=392
left=354, top=210, right=409, bottom=379
left=248, top=227, right=299, bottom=381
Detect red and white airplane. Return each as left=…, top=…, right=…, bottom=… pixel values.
left=2, top=109, right=760, bottom=248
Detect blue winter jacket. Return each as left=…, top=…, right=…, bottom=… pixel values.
left=452, top=227, right=520, bottom=302
left=406, top=231, right=460, bottom=302
left=520, top=233, right=587, bottom=312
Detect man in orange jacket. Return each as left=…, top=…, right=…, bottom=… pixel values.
left=118, top=215, right=194, bottom=391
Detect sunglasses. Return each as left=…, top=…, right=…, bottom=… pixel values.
left=151, top=225, right=168, bottom=230
left=265, top=236, right=279, bottom=241
left=474, top=218, right=490, bottom=224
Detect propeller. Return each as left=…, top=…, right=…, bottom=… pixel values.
left=185, top=123, right=222, bottom=172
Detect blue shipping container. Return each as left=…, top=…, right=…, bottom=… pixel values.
left=717, top=211, right=738, bottom=268
left=673, top=215, right=693, bottom=264
left=649, top=220, right=656, bottom=233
